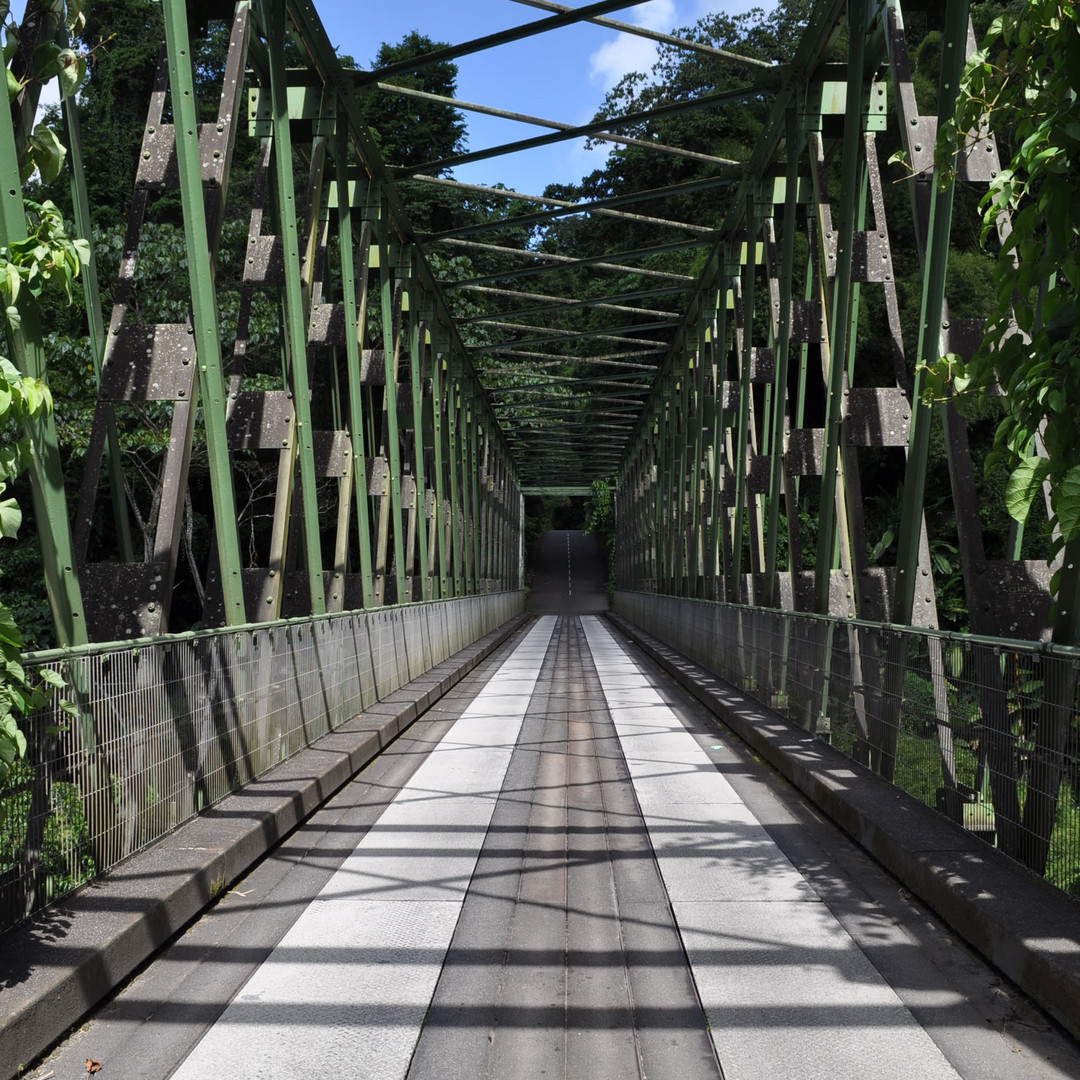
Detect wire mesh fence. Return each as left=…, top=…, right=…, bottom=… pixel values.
left=615, top=591, right=1080, bottom=895
left=0, top=592, right=523, bottom=931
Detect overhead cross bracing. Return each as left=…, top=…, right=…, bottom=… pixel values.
left=1, top=0, right=1063, bottom=652
left=348, top=2, right=773, bottom=491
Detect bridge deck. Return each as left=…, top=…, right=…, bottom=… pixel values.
left=27, top=606, right=1080, bottom=1080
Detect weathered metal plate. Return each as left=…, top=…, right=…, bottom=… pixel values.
left=856, top=566, right=894, bottom=623
left=244, top=235, right=284, bottom=286
left=367, top=455, right=389, bottom=495
left=852, top=231, right=893, bottom=282
left=81, top=562, right=168, bottom=641
left=959, top=132, right=1001, bottom=182
left=313, top=430, right=351, bottom=477
left=844, top=387, right=910, bottom=446
left=361, top=348, right=387, bottom=385
left=970, top=561, right=1053, bottom=641
left=747, top=454, right=772, bottom=494
left=750, top=347, right=775, bottom=383
left=790, top=301, right=823, bottom=343
left=309, top=303, right=346, bottom=347
left=785, top=428, right=824, bottom=475
left=100, top=324, right=197, bottom=401
left=779, top=569, right=851, bottom=616
left=135, top=123, right=228, bottom=189
left=226, top=391, right=294, bottom=450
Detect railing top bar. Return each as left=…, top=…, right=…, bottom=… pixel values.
left=619, top=591, right=1080, bottom=661
left=23, top=590, right=526, bottom=664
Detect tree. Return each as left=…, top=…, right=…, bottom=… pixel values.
left=360, top=30, right=465, bottom=172
left=360, top=31, right=470, bottom=237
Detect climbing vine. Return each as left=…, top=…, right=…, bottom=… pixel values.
left=0, top=0, right=89, bottom=778
left=924, top=2, right=1080, bottom=592
left=585, top=478, right=616, bottom=602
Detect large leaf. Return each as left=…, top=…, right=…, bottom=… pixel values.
left=1055, top=465, right=1080, bottom=544
left=1005, top=456, right=1051, bottom=523
left=0, top=495, right=21, bottom=538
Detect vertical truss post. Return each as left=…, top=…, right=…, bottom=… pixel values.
left=377, top=228, right=407, bottom=604
left=675, top=350, right=691, bottom=593
left=429, top=319, right=451, bottom=598
left=161, top=0, right=245, bottom=626
left=731, top=230, right=757, bottom=604
left=447, top=373, right=464, bottom=596
left=406, top=265, right=431, bottom=601
left=256, top=0, right=326, bottom=616
left=466, top=392, right=480, bottom=592
left=334, top=130, right=375, bottom=609
left=891, top=0, right=969, bottom=626
left=687, top=317, right=708, bottom=596
left=812, top=0, right=867, bottom=614
left=764, top=108, right=803, bottom=607
left=714, top=269, right=735, bottom=601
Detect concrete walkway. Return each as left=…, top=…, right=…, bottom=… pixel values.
left=25, top=614, right=1080, bottom=1080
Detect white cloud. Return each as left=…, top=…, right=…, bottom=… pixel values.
left=588, top=0, right=677, bottom=92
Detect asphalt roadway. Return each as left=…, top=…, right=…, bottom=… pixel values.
left=528, top=529, right=608, bottom=614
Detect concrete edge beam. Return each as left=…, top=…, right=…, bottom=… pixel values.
left=0, top=613, right=530, bottom=1080
left=605, top=611, right=1080, bottom=1042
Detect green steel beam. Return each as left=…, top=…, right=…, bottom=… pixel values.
left=891, top=0, right=969, bottom=626
left=421, top=173, right=737, bottom=241
left=378, top=82, right=736, bottom=167
left=163, top=0, right=246, bottom=626
left=334, top=131, right=376, bottom=608
left=391, top=75, right=778, bottom=177
left=258, top=0, right=326, bottom=615
left=354, top=0, right=655, bottom=83
left=812, top=0, right=867, bottom=615
left=439, top=236, right=701, bottom=289
left=458, top=285, right=687, bottom=323
left=763, top=107, right=803, bottom=606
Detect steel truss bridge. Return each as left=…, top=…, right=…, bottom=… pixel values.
left=3, top=1, right=1080, bottom=1078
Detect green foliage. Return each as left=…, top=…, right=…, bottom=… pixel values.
left=0, top=8, right=89, bottom=771
left=0, top=762, right=96, bottom=896
left=926, top=1, right=1080, bottom=578
left=584, top=478, right=616, bottom=600
left=360, top=31, right=465, bottom=172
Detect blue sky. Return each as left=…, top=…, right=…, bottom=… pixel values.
left=13, top=1, right=764, bottom=196
left=318, top=0, right=762, bottom=194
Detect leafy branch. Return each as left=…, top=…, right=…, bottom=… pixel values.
left=0, top=0, right=92, bottom=777
left=923, top=1, right=1080, bottom=586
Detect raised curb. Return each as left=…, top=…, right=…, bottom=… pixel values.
left=606, top=611, right=1080, bottom=1042
left=0, top=613, right=530, bottom=1080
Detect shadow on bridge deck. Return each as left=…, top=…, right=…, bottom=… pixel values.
left=8, top=608, right=1080, bottom=1080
